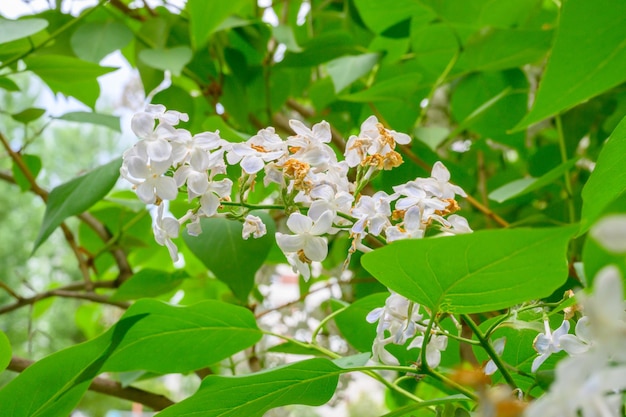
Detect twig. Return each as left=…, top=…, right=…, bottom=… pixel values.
left=0, top=280, right=119, bottom=315
left=7, top=356, right=175, bottom=411
left=0, top=282, right=22, bottom=300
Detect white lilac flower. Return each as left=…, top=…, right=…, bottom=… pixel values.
left=439, top=214, right=473, bottom=236
left=288, top=119, right=332, bottom=144
left=131, top=105, right=188, bottom=162
left=590, top=214, right=626, bottom=254
left=226, top=127, right=286, bottom=174
left=170, top=129, right=223, bottom=166
left=242, top=214, right=267, bottom=239
left=197, top=178, right=233, bottom=217
left=531, top=319, right=570, bottom=372
left=275, top=210, right=334, bottom=280
left=153, top=204, right=180, bottom=261
left=385, top=206, right=425, bottom=242
left=408, top=334, right=448, bottom=369
left=413, top=161, right=467, bottom=199
left=123, top=155, right=178, bottom=204
left=351, top=191, right=392, bottom=237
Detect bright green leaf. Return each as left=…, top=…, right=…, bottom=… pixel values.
left=0, top=331, right=10, bottom=372
left=327, top=53, right=379, bottom=93
left=70, top=21, right=133, bottom=63
left=361, top=226, right=577, bottom=314
left=56, top=111, right=121, bottom=132
left=410, top=23, right=459, bottom=76
left=580, top=115, right=626, bottom=233
left=515, top=0, right=626, bottom=129
left=183, top=212, right=275, bottom=301
left=340, top=73, right=423, bottom=102
left=11, top=108, right=45, bottom=124
left=0, top=314, right=146, bottom=417
left=110, top=269, right=188, bottom=301
left=12, top=154, right=42, bottom=192
left=187, top=0, right=248, bottom=49
left=139, top=46, right=192, bottom=76
left=334, top=293, right=387, bottom=352
left=24, top=55, right=117, bottom=108
left=489, top=158, right=578, bottom=203
left=0, top=18, right=48, bottom=44
left=0, top=76, right=20, bottom=92
left=157, top=358, right=343, bottom=417
left=102, top=299, right=262, bottom=373
left=354, top=0, right=434, bottom=34
left=414, top=126, right=450, bottom=151
left=33, top=158, right=122, bottom=252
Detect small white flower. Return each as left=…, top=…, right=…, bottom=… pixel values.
left=408, top=334, right=448, bottom=369
left=531, top=319, right=570, bottom=372
left=352, top=191, right=392, bottom=236
left=413, top=161, right=467, bottom=199
left=123, top=155, right=178, bottom=204
left=484, top=337, right=506, bottom=375
left=242, top=214, right=267, bottom=239
left=153, top=205, right=180, bottom=261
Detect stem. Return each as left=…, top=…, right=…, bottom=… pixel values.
left=311, top=305, right=348, bottom=342
left=415, top=51, right=459, bottom=127
left=461, top=314, right=517, bottom=389
left=555, top=115, right=576, bottom=224
left=91, top=210, right=149, bottom=259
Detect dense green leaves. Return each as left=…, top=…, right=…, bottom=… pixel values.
left=516, top=0, right=626, bottom=128
left=183, top=212, right=275, bottom=301
left=157, top=358, right=344, bottom=417
left=24, top=55, right=117, bottom=108
left=70, top=21, right=133, bottom=63
left=33, top=158, right=122, bottom=251
left=187, top=0, right=249, bottom=49
left=361, top=227, right=577, bottom=313
left=580, top=116, right=626, bottom=232
left=139, top=46, right=193, bottom=77
left=327, top=53, right=379, bottom=93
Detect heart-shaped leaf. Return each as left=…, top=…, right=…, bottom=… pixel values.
left=139, top=46, right=192, bottom=76
left=361, top=226, right=577, bottom=314
left=183, top=212, right=276, bottom=301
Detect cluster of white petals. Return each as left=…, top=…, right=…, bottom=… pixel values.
left=525, top=266, right=626, bottom=417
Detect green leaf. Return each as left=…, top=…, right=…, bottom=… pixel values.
left=24, top=55, right=117, bottom=108
left=70, top=21, right=133, bottom=63
left=280, top=32, right=359, bottom=67
left=380, top=395, right=470, bottom=417
left=488, top=158, right=578, bottom=203
left=56, top=111, right=121, bottom=132
left=327, top=53, right=379, bottom=93
left=340, top=73, right=423, bottom=102
left=139, top=46, right=193, bottom=76
left=187, top=0, right=248, bottom=49
left=0, top=314, right=146, bottom=417
left=354, top=0, right=434, bottom=34
left=334, top=293, right=387, bottom=352
left=12, top=154, right=42, bottom=192
left=0, top=76, right=20, bottom=92
left=580, top=115, right=626, bottom=233
left=110, top=269, right=188, bottom=301
left=183, top=212, right=276, bottom=301
left=33, top=158, right=122, bottom=252
left=11, top=108, right=46, bottom=124
left=361, top=226, right=577, bottom=314
left=410, top=23, right=459, bottom=76
left=414, top=126, right=450, bottom=151
left=0, top=18, right=48, bottom=44
left=0, top=331, right=10, bottom=372
left=515, top=0, right=626, bottom=129
left=102, top=299, right=262, bottom=373
left=157, top=358, right=343, bottom=417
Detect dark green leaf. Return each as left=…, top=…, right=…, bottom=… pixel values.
left=12, top=154, right=42, bottom=192
left=361, top=226, right=577, bottom=313
left=33, top=158, right=122, bottom=252
left=70, top=21, right=133, bottom=63
left=354, top=0, right=435, bottom=34
left=187, top=0, right=248, bottom=49
left=183, top=212, right=275, bottom=301
left=340, top=73, right=423, bottom=102
left=24, top=55, right=117, bottom=108
left=56, top=111, right=121, bottom=132
left=139, top=46, right=192, bottom=76
left=0, top=331, right=10, bottom=372
left=488, top=158, right=578, bottom=203
left=580, top=115, right=626, bottom=232
left=110, top=269, right=188, bottom=301
left=0, top=18, right=48, bottom=44
left=11, top=107, right=45, bottom=124
left=280, top=32, right=359, bottom=67
left=157, top=358, right=343, bottom=417
left=103, top=299, right=262, bottom=373
left=516, top=0, right=626, bottom=129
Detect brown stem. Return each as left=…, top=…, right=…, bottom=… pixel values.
left=0, top=280, right=119, bottom=315
left=7, top=356, right=175, bottom=411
